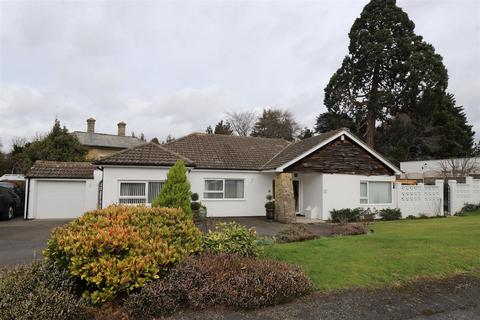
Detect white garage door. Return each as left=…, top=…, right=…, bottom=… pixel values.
left=35, top=180, right=86, bottom=219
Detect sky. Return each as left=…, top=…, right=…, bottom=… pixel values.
left=0, top=0, right=479, bottom=151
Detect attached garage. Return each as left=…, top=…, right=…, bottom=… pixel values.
left=25, top=161, right=101, bottom=219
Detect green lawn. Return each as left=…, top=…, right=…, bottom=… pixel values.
left=265, top=213, right=480, bottom=290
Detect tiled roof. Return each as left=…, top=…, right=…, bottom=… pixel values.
left=261, top=128, right=345, bottom=170
left=26, top=161, right=95, bottom=179
left=73, top=131, right=143, bottom=149
left=164, top=133, right=291, bottom=170
left=95, top=142, right=194, bottom=166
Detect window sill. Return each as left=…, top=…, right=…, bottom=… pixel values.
left=202, top=198, right=246, bottom=202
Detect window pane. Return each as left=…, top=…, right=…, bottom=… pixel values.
left=148, top=182, right=164, bottom=203
left=204, top=192, right=223, bottom=199
left=368, top=182, right=392, bottom=204
left=360, top=182, right=368, bottom=197
left=225, top=180, right=244, bottom=198
left=120, top=183, right=145, bottom=196
left=360, top=198, right=368, bottom=204
left=205, top=180, right=223, bottom=191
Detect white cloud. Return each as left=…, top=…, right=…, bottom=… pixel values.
left=0, top=0, right=478, bottom=152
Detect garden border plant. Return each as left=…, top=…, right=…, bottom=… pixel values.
left=44, top=205, right=202, bottom=304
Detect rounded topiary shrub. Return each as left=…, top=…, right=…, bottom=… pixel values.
left=0, top=262, right=87, bottom=320
left=125, top=253, right=314, bottom=319
left=44, top=205, right=203, bottom=304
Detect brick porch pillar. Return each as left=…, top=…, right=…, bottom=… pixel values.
left=274, top=173, right=296, bottom=224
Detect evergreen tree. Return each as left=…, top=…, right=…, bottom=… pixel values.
left=321, top=0, right=474, bottom=160
left=18, top=119, right=86, bottom=172
left=214, top=120, right=233, bottom=135
left=152, top=160, right=192, bottom=216
left=298, top=127, right=314, bottom=140
left=323, top=0, right=447, bottom=147
left=251, top=109, right=299, bottom=141
left=150, top=137, right=160, bottom=145
left=205, top=125, right=213, bottom=134
left=314, top=111, right=357, bottom=133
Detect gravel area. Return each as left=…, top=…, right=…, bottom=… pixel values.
left=168, top=274, right=480, bottom=320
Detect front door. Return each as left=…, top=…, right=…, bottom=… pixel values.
left=293, top=180, right=300, bottom=213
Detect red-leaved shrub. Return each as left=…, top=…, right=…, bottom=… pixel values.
left=125, top=253, right=314, bottom=319
left=331, top=223, right=370, bottom=236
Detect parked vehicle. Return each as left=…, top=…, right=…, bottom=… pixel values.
left=0, top=182, right=24, bottom=220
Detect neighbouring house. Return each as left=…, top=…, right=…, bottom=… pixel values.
left=24, top=161, right=101, bottom=219
left=73, top=118, right=144, bottom=160
left=400, top=157, right=480, bottom=182
left=94, top=128, right=402, bottom=222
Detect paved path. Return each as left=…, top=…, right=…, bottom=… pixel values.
left=207, top=217, right=332, bottom=237
left=0, top=218, right=70, bottom=266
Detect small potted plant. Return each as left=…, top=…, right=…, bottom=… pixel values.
left=265, top=194, right=275, bottom=220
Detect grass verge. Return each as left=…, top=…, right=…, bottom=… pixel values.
left=265, top=213, right=480, bottom=290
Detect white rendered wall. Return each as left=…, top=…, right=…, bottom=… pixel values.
left=101, top=166, right=274, bottom=217
left=300, top=173, right=323, bottom=219
left=101, top=166, right=170, bottom=208
left=188, top=170, right=274, bottom=217
left=321, top=174, right=397, bottom=220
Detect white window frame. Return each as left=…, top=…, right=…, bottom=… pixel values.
left=360, top=181, right=393, bottom=205
left=118, top=180, right=164, bottom=206
left=203, top=178, right=245, bottom=200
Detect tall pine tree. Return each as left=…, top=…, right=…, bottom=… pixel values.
left=321, top=0, right=474, bottom=161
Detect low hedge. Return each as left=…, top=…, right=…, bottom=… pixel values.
left=125, top=253, right=314, bottom=319
left=203, top=222, right=261, bottom=256
left=330, top=208, right=365, bottom=222
left=0, top=262, right=87, bottom=320
left=44, top=205, right=203, bottom=304
left=378, top=208, right=402, bottom=220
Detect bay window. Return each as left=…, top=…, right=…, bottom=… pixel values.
left=360, top=181, right=392, bottom=204
left=204, top=179, right=244, bottom=199
left=119, top=181, right=164, bottom=205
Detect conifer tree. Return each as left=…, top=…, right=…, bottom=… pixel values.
left=152, top=160, right=192, bottom=216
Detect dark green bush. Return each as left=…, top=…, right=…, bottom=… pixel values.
left=276, top=225, right=319, bottom=243
left=191, top=192, right=199, bottom=202
left=378, top=208, right=402, bottom=220
left=190, top=201, right=201, bottom=210
left=406, top=214, right=417, bottom=219
left=0, top=262, right=87, bottom=320
left=330, top=207, right=365, bottom=222
left=457, top=203, right=480, bottom=215
left=44, top=205, right=202, bottom=304
left=125, top=253, right=314, bottom=319
left=203, top=222, right=261, bottom=256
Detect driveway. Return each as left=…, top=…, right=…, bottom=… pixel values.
left=0, top=218, right=70, bottom=266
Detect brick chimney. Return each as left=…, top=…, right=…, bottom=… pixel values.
left=117, top=121, right=126, bottom=136
left=87, top=118, right=96, bottom=133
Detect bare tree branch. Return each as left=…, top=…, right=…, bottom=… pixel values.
left=436, top=157, right=479, bottom=179
left=226, top=111, right=257, bottom=136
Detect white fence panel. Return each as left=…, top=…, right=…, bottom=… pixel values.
left=449, top=177, right=480, bottom=214
left=396, top=180, right=444, bottom=217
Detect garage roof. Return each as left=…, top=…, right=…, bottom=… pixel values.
left=26, top=161, right=95, bottom=179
